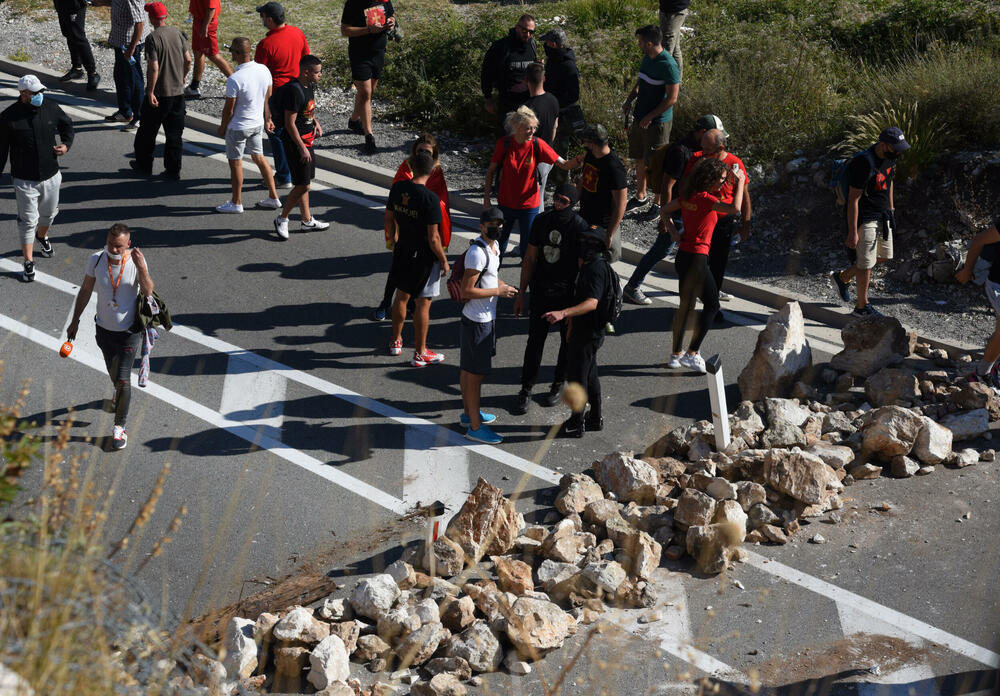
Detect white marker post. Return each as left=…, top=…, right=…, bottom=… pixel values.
left=705, top=355, right=730, bottom=452
left=424, top=500, right=446, bottom=578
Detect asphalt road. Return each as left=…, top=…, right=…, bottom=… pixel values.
left=0, top=75, right=996, bottom=694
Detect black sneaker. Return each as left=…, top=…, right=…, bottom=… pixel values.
left=585, top=414, right=604, bottom=432
left=363, top=134, right=377, bottom=156
left=560, top=418, right=584, bottom=438
left=512, top=390, right=530, bottom=415
left=626, top=196, right=648, bottom=211
left=639, top=203, right=661, bottom=221
left=86, top=72, right=101, bottom=91
left=60, top=67, right=84, bottom=82
left=122, top=119, right=139, bottom=131
left=128, top=159, right=151, bottom=176
left=852, top=304, right=883, bottom=317
left=347, top=118, right=363, bottom=134
left=543, top=382, right=563, bottom=407
left=22, top=260, right=34, bottom=282
left=106, top=111, right=131, bottom=122
left=832, top=271, right=851, bottom=303
left=36, top=236, right=53, bottom=258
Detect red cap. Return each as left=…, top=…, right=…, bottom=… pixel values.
left=144, top=1, right=167, bottom=17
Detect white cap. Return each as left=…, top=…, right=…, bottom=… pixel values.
left=18, top=75, right=45, bottom=93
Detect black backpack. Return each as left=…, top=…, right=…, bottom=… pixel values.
left=597, top=259, right=623, bottom=326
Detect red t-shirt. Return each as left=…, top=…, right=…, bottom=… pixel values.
left=683, top=151, right=749, bottom=215
left=679, top=192, right=719, bottom=255
left=254, top=24, right=310, bottom=88
left=385, top=160, right=452, bottom=248
left=491, top=136, right=559, bottom=211
left=188, top=0, right=220, bottom=23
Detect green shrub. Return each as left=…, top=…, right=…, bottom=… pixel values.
left=835, top=100, right=946, bottom=180
left=565, top=0, right=655, bottom=34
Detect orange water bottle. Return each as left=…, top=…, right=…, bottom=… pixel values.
left=59, top=340, right=73, bottom=358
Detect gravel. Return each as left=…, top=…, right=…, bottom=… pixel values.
left=3, top=3, right=991, bottom=351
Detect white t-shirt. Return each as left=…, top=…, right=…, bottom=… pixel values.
left=86, top=249, right=142, bottom=332
left=225, top=61, right=272, bottom=132
left=461, top=238, right=500, bottom=323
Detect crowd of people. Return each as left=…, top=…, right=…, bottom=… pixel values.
left=4, top=0, right=965, bottom=450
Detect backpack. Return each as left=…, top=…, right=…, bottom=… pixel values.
left=447, top=238, right=489, bottom=303
left=830, top=149, right=877, bottom=206
left=596, top=259, right=623, bottom=326
left=646, top=141, right=691, bottom=198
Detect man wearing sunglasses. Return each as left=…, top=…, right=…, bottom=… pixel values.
left=481, top=13, right=537, bottom=136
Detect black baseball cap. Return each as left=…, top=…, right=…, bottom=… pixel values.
left=879, top=126, right=910, bottom=152
left=539, top=27, right=566, bottom=46
left=480, top=206, right=504, bottom=224
left=581, top=123, right=608, bottom=146
left=554, top=183, right=578, bottom=206
left=256, top=1, right=284, bottom=21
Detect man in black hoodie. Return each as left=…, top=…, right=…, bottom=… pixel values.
left=540, top=26, right=581, bottom=188
left=481, top=13, right=537, bottom=136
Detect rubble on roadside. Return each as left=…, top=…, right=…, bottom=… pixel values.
left=180, top=309, right=992, bottom=695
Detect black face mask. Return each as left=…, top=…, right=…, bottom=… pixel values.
left=544, top=44, right=560, bottom=59
left=485, top=225, right=501, bottom=241
left=882, top=149, right=900, bottom=160
left=552, top=205, right=575, bottom=223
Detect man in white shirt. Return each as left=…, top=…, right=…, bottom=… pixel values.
left=216, top=36, right=280, bottom=213
left=460, top=206, right=518, bottom=444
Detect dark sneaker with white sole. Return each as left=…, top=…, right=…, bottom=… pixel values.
left=852, top=304, right=883, bottom=317
left=37, top=236, right=53, bottom=257
left=22, top=260, right=35, bottom=282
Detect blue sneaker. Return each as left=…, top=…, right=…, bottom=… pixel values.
left=465, top=424, right=502, bottom=444
left=460, top=411, right=497, bottom=426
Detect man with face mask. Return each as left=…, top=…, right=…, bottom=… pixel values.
left=543, top=224, right=613, bottom=438
left=512, top=183, right=588, bottom=415
left=66, top=223, right=155, bottom=451
left=832, top=127, right=909, bottom=316
left=0, top=75, right=74, bottom=282
left=481, top=13, right=537, bottom=136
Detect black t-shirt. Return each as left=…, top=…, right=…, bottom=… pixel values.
left=573, top=257, right=611, bottom=341
left=275, top=80, right=316, bottom=145
left=341, top=0, right=394, bottom=57
left=388, top=179, right=442, bottom=261
left=660, top=0, right=690, bottom=12
left=848, top=147, right=895, bottom=224
left=528, top=209, right=587, bottom=297
left=523, top=93, right=560, bottom=145
left=578, top=150, right=628, bottom=227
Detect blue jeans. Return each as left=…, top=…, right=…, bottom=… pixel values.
left=268, top=126, right=291, bottom=185
left=499, top=205, right=540, bottom=258
left=113, top=44, right=144, bottom=119
left=627, top=213, right=681, bottom=289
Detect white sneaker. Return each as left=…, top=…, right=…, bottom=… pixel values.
left=216, top=201, right=243, bottom=214
left=667, top=353, right=683, bottom=369
left=278, top=181, right=294, bottom=190
left=680, top=352, right=707, bottom=373
left=274, top=215, right=290, bottom=240
left=301, top=217, right=330, bottom=231
left=719, top=291, right=733, bottom=301
left=112, top=425, right=127, bottom=450
left=255, top=197, right=281, bottom=210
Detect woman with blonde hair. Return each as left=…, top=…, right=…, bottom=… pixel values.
left=483, top=105, right=581, bottom=258
left=373, top=133, right=452, bottom=321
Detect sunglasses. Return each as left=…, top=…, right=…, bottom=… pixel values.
left=517, top=25, right=535, bottom=34
left=417, top=148, right=434, bottom=156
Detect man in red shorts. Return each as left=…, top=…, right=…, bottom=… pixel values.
left=184, top=0, right=232, bottom=98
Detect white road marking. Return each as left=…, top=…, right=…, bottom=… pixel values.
left=220, top=351, right=286, bottom=443
left=838, top=602, right=937, bottom=687
left=746, top=551, right=1000, bottom=668
left=402, top=423, right=471, bottom=519
left=0, top=309, right=410, bottom=516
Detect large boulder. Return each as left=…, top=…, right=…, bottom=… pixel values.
left=395, top=622, right=447, bottom=668
left=504, top=597, right=576, bottom=659
left=673, top=489, right=716, bottom=529
left=307, top=635, right=350, bottom=691
left=830, top=315, right=913, bottom=377
left=737, top=302, right=812, bottom=401
left=443, top=621, right=503, bottom=673
left=350, top=575, right=401, bottom=621
left=912, top=416, right=953, bottom=464
left=763, top=448, right=843, bottom=505
left=592, top=451, right=659, bottom=504
left=949, top=382, right=1000, bottom=420
left=865, top=368, right=920, bottom=407
left=492, top=556, right=534, bottom=595
left=861, top=406, right=924, bottom=459
left=940, top=409, right=989, bottom=441
left=410, top=674, right=467, bottom=696
left=402, top=535, right=467, bottom=577
left=273, top=606, right=330, bottom=644
left=764, top=398, right=811, bottom=427
left=445, top=478, right=522, bottom=561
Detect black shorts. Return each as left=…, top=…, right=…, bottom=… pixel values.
left=460, top=316, right=496, bottom=376
left=389, top=248, right=434, bottom=297
left=282, top=138, right=315, bottom=186
left=349, top=48, right=385, bottom=81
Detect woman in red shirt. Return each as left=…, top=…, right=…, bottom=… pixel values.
left=373, top=134, right=451, bottom=321
left=483, top=105, right=581, bottom=258
left=661, top=157, right=745, bottom=373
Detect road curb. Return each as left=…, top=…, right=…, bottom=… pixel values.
left=2, top=57, right=974, bottom=355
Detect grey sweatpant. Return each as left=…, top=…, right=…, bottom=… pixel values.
left=14, top=170, right=61, bottom=245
